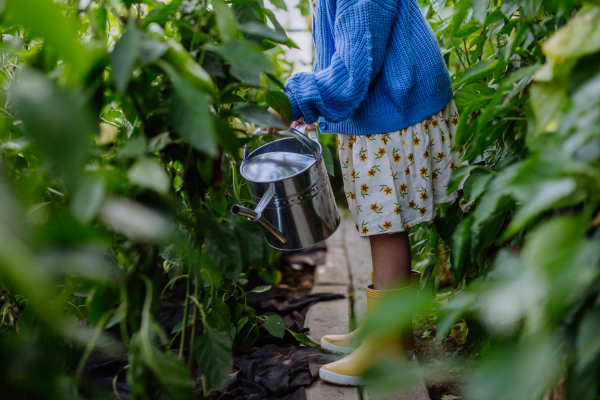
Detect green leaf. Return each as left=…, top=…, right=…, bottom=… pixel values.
left=421, top=261, right=437, bottom=290
left=431, top=0, right=448, bottom=15
left=543, top=6, right=600, bottom=59
left=514, top=0, right=542, bottom=22
left=435, top=199, right=463, bottom=247
left=286, top=328, right=321, bottom=347
left=200, top=250, right=222, bottom=289
left=266, top=90, right=293, bottom=123
left=249, top=285, right=272, bottom=293
left=117, top=135, right=148, bottom=158
left=195, top=326, right=234, bottom=389
left=471, top=211, right=507, bottom=268
left=211, top=293, right=232, bottom=329
left=263, top=314, right=285, bottom=338
left=11, top=69, right=95, bottom=180
left=214, top=117, right=240, bottom=159
left=452, top=20, right=481, bottom=38
left=160, top=243, right=184, bottom=264
left=208, top=40, right=273, bottom=84
left=321, top=144, right=335, bottom=176
left=71, top=174, right=106, bottom=223
left=127, top=157, right=170, bottom=194
left=160, top=61, right=218, bottom=157
left=447, top=165, right=478, bottom=194
left=436, top=290, right=477, bottom=339
left=530, top=80, right=568, bottom=133
left=205, top=222, right=243, bottom=280
left=241, top=22, right=288, bottom=42
left=139, top=38, right=169, bottom=65
left=171, top=315, right=192, bottom=334
left=237, top=316, right=249, bottom=333
left=451, top=215, right=474, bottom=280
left=506, top=179, right=578, bottom=236
left=212, top=0, right=240, bottom=42
left=453, top=83, right=497, bottom=113
left=463, top=171, right=492, bottom=202
left=453, top=59, right=504, bottom=87
left=268, top=0, right=287, bottom=9
left=472, top=164, right=520, bottom=226
left=484, top=8, right=505, bottom=26
left=233, top=217, right=268, bottom=268
left=467, top=0, right=489, bottom=24
left=237, top=105, right=287, bottom=129
left=111, top=17, right=141, bottom=93
left=212, top=198, right=228, bottom=217
left=265, top=72, right=285, bottom=89
left=147, top=132, right=172, bottom=152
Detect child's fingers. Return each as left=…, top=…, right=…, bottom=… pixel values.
left=305, top=123, right=317, bottom=134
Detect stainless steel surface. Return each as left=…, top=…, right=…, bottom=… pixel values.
left=231, top=205, right=287, bottom=244
left=243, top=127, right=319, bottom=160
left=233, top=126, right=340, bottom=251
left=242, top=152, right=315, bottom=182
left=253, top=182, right=276, bottom=216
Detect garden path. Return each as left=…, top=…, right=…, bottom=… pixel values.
left=304, top=211, right=431, bottom=400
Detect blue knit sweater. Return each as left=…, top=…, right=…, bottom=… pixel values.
left=283, top=0, right=453, bottom=135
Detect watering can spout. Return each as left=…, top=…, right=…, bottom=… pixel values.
left=231, top=205, right=286, bottom=244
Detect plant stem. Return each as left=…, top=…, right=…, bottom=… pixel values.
left=202, top=374, right=210, bottom=399
left=75, top=311, right=112, bottom=381
left=179, top=262, right=191, bottom=358
left=231, top=160, right=240, bottom=200
left=449, top=36, right=468, bottom=70
left=187, top=277, right=200, bottom=372
left=463, top=38, right=471, bottom=67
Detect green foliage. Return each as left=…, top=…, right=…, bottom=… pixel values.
left=0, top=0, right=298, bottom=398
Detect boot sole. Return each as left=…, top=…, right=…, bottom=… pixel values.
left=319, top=368, right=364, bottom=386
left=320, top=338, right=356, bottom=354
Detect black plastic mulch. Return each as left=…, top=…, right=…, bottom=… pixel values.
left=81, top=285, right=344, bottom=400
left=208, top=345, right=341, bottom=400
left=245, top=282, right=344, bottom=347
left=82, top=244, right=344, bottom=399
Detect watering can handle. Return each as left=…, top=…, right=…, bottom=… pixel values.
left=295, top=123, right=319, bottom=141
left=242, top=126, right=319, bottom=160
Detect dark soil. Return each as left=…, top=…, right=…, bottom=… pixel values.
left=414, top=312, right=473, bottom=400
left=277, top=243, right=325, bottom=296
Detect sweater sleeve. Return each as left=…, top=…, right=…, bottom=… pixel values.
left=284, top=0, right=397, bottom=124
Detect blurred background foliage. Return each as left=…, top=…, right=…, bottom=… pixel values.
left=2, top=0, right=600, bottom=399
left=0, top=0, right=317, bottom=398
left=364, top=0, right=600, bottom=399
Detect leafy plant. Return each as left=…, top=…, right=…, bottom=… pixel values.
left=0, top=0, right=305, bottom=398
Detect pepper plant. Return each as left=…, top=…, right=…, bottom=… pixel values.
left=0, top=0, right=314, bottom=398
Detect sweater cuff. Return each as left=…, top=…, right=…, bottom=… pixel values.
left=283, top=89, right=304, bottom=122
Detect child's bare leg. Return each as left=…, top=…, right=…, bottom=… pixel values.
left=369, top=231, right=411, bottom=290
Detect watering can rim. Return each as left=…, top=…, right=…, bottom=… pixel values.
left=240, top=127, right=323, bottom=184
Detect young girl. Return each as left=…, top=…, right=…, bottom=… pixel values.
left=268, top=0, right=462, bottom=386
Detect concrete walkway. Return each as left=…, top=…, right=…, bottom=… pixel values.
left=304, top=213, right=431, bottom=400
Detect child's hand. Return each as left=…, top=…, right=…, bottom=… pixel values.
left=291, top=118, right=317, bottom=135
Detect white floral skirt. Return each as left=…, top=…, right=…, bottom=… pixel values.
left=338, top=100, right=464, bottom=236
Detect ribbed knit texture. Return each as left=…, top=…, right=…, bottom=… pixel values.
left=284, top=0, right=453, bottom=135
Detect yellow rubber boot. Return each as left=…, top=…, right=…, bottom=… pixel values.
left=319, top=271, right=374, bottom=354
left=320, top=271, right=420, bottom=355
left=319, top=283, right=413, bottom=386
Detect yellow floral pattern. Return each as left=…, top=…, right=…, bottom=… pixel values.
left=338, top=100, right=465, bottom=236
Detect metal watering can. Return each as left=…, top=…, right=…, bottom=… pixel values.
left=232, top=126, right=340, bottom=251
